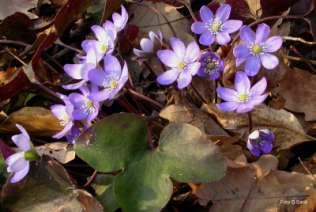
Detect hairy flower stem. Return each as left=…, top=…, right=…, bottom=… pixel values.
left=83, top=170, right=98, bottom=188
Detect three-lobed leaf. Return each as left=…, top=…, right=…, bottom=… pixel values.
left=75, top=113, right=227, bottom=211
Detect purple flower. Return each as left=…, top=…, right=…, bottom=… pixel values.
left=82, top=24, right=116, bottom=59
left=66, top=126, right=81, bottom=144
left=247, top=129, right=275, bottom=157
left=197, top=51, right=224, bottom=80
left=68, top=86, right=100, bottom=123
left=88, top=55, right=128, bottom=101
left=157, top=37, right=201, bottom=89
left=191, top=4, right=242, bottom=46
left=233, top=23, right=283, bottom=76
left=51, top=95, right=74, bottom=139
left=103, top=5, right=128, bottom=33
left=5, top=124, right=32, bottom=183
left=133, top=31, right=163, bottom=58
left=63, top=42, right=99, bottom=90
left=216, top=71, right=268, bottom=113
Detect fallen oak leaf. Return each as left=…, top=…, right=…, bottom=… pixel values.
left=196, top=155, right=316, bottom=212
left=275, top=67, right=316, bottom=121
left=0, top=107, right=63, bottom=136
left=203, top=104, right=310, bottom=152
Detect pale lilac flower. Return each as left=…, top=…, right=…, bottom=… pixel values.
left=63, top=42, right=99, bottom=90
left=68, top=86, right=100, bottom=123
left=88, top=55, right=128, bottom=101
left=82, top=24, right=116, bottom=59
left=247, top=129, right=275, bottom=157
left=197, top=51, right=224, bottom=80
left=51, top=95, right=74, bottom=139
left=191, top=4, right=242, bottom=46
left=103, top=5, right=128, bottom=33
left=5, top=124, right=32, bottom=183
left=216, top=71, right=268, bottom=113
left=157, top=37, right=201, bottom=89
left=233, top=23, right=283, bottom=76
left=133, top=31, right=163, bottom=57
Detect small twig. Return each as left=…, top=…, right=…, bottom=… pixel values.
left=177, top=0, right=197, bottom=21
left=289, top=45, right=316, bottom=73
left=55, top=39, right=82, bottom=54
left=298, top=157, right=315, bottom=180
left=283, top=36, right=316, bottom=45
left=0, top=39, right=31, bottom=47
left=127, top=88, right=163, bottom=109
left=284, top=55, right=316, bottom=66
left=83, top=170, right=98, bottom=188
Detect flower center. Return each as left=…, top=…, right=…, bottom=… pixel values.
left=239, top=93, right=249, bottom=102
left=178, top=62, right=186, bottom=70
left=210, top=19, right=222, bottom=33
left=110, top=79, right=119, bottom=89
left=204, top=59, right=218, bottom=75
left=59, top=111, right=70, bottom=126
left=99, top=43, right=108, bottom=53
left=250, top=43, right=262, bottom=54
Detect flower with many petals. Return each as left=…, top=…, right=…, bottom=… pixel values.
left=6, top=124, right=38, bottom=183
left=51, top=95, right=74, bottom=139
left=103, top=5, right=128, bottom=33
left=233, top=23, right=283, bottom=76
left=157, top=37, right=201, bottom=89
left=63, top=42, right=100, bottom=90
left=133, top=31, right=163, bottom=58
left=88, top=55, right=128, bottom=101
left=69, top=86, right=100, bottom=123
left=191, top=4, right=242, bottom=46
left=197, top=51, right=224, bottom=80
left=247, top=129, right=275, bottom=157
left=82, top=25, right=116, bottom=59
left=216, top=71, right=268, bottom=113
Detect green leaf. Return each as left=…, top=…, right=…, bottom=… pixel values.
left=0, top=153, right=7, bottom=185
left=114, top=124, right=227, bottom=211
left=75, top=113, right=148, bottom=172
left=76, top=113, right=227, bottom=212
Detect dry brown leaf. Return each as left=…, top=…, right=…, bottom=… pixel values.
left=276, top=68, right=316, bottom=121
left=196, top=155, right=316, bottom=212
left=159, top=104, right=228, bottom=137
left=0, top=0, right=37, bottom=19
left=36, top=142, right=75, bottom=164
left=203, top=104, right=309, bottom=151
left=128, top=2, right=194, bottom=43
left=0, top=107, right=63, bottom=136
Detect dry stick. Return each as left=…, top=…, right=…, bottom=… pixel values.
left=177, top=0, right=197, bottom=22
left=0, top=39, right=31, bottom=47
left=289, top=45, right=316, bottom=73
left=55, top=39, right=82, bottom=54
left=6, top=49, right=62, bottom=103
left=298, top=157, right=316, bottom=181
left=83, top=170, right=98, bottom=188
left=284, top=55, right=316, bottom=65
left=283, top=36, right=316, bottom=46
left=127, top=88, right=163, bottom=109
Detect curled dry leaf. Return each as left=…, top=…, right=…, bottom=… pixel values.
left=196, top=155, right=316, bottom=212
left=1, top=158, right=103, bottom=212
left=275, top=68, right=316, bottom=121
left=129, top=1, right=194, bottom=43
left=159, top=104, right=229, bottom=137
left=203, top=104, right=309, bottom=151
left=36, top=142, right=75, bottom=164
left=0, top=107, right=63, bottom=136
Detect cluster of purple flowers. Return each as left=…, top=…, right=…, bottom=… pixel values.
left=152, top=4, right=282, bottom=156
left=51, top=6, right=129, bottom=144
